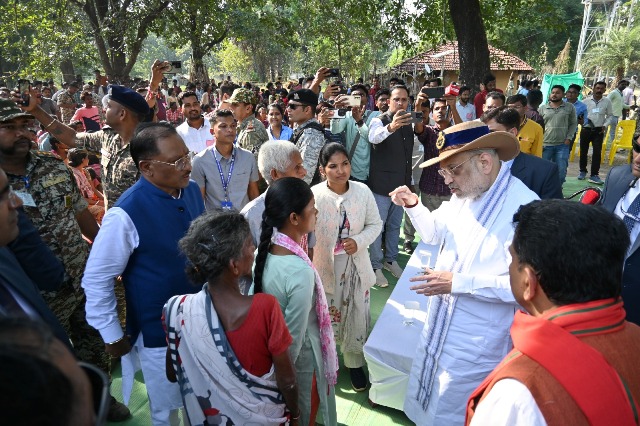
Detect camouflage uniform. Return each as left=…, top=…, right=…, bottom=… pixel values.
left=57, top=89, right=77, bottom=124
left=8, top=150, right=110, bottom=373
left=229, top=88, right=269, bottom=161
left=237, top=115, right=269, bottom=161
left=75, top=126, right=139, bottom=206
left=294, top=118, right=327, bottom=185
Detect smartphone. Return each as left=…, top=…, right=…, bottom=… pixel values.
left=398, top=111, right=424, bottom=124
left=422, top=87, right=445, bottom=99
left=327, top=68, right=340, bottom=77
left=163, top=61, right=182, bottom=73
left=344, top=94, right=361, bottom=107
left=18, top=79, right=30, bottom=106
left=328, top=108, right=348, bottom=119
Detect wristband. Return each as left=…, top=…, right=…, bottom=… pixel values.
left=356, top=119, right=364, bottom=126
left=291, top=410, right=301, bottom=420
left=45, top=118, right=58, bottom=129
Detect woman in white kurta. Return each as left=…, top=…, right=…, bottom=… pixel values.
left=311, top=143, right=383, bottom=392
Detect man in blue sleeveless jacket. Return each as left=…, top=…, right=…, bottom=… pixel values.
left=82, top=122, right=205, bottom=425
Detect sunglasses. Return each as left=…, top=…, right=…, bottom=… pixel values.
left=287, top=103, right=306, bottom=110
left=633, top=141, right=640, bottom=154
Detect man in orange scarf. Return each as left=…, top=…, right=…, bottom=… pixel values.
left=466, top=199, right=640, bottom=425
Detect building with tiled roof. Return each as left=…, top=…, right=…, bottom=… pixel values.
left=390, top=41, right=534, bottom=92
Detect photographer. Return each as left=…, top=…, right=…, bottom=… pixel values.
left=329, top=84, right=380, bottom=183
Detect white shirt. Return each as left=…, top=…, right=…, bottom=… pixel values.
left=176, top=119, right=213, bottom=155
left=614, top=179, right=640, bottom=251
left=623, top=87, right=635, bottom=106
left=368, top=116, right=393, bottom=144
left=82, top=207, right=139, bottom=344
left=456, top=100, right=476, bottom=122
left=470, top=379, right=547, bottom=426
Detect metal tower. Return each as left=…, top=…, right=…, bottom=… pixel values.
left=575, top=0, right=621, bottom=72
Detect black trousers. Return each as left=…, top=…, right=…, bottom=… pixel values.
left=579, top=127, right=605, bottom=176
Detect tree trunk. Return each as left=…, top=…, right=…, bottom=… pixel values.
left=448, top=0, right=491, bottom=93
left=191, top=47, right=210, bottom=84
left=60, top=59, right=75, bottom=83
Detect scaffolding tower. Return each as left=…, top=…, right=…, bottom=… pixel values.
left=574, top=0, right=621, bottom=72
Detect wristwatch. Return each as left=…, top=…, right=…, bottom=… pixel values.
left=356, top=119, right=364, bottom=127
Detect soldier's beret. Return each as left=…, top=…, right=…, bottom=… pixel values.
left=108, top=85, right=150, bottom=119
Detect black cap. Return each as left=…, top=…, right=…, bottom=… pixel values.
left=287, top=89, right=318, bottom=107
left=108, top=85, right=150, bottom=119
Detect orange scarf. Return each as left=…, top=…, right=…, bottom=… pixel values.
left=467, top=299, right=638, bottom=425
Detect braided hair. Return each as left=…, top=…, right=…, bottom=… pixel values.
left=253, top=177, right=313, bottom=294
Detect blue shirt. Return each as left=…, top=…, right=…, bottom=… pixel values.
left=569, top=99, right=588, bottom=122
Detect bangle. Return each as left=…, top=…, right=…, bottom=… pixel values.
left=291, top=410, right=301, bottom=420
left=405, top=197, right=420, bottom=208
left=45, top=118, right=58, bottom=129
left=106, top=335, right=126, bottom=346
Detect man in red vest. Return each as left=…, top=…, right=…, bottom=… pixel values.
left=466, top=200, right=640, bottom=425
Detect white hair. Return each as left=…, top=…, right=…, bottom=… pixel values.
left=258, top=140, right=299, bottom=185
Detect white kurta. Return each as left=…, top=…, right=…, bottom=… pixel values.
left=403, top=174, right=538, bottom=425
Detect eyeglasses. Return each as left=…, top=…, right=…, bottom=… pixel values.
left=633, top=141, right=640, bottom=154
left=146, top=153, right=191, bottom=171
left=287, top=103, right=305, bottom=110
left=79, top=362, right=110, bottom=426
left=438, top=153, right=480, bottom=178
left=0, top=185, right=21, bottom=208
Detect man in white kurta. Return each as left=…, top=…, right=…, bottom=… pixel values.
left=389, top=121, right=539, bottom=425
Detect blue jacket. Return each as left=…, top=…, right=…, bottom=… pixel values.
left=601, top=165, right=640, bottom=325
left=115, top=177, right=204, bottom=347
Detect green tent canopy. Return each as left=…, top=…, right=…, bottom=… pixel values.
left=541, top=72, right=585, bottom=103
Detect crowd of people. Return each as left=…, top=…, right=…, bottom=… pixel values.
left=0, top=59, right=639, bottom=426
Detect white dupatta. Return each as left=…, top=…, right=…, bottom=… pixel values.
left=164, top=287, right=288, bottom=426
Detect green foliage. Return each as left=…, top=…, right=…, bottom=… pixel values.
left=0, top=0, right=95, bottom=80
left=581, top=26, right=640, bottom=82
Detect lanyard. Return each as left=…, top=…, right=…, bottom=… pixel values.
left=212, top=148, right=235, bottom=201
left=22, top=176, right=30, bottom=189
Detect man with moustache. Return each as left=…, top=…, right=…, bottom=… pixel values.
left=600, top=127, right=640, bottom=325
left=18, top=61, right=169, bottom=206
left=402, top=93, right=461, bottom=254
left=539, top=85, right=577, bottom=184
left=474, top=74, right=503, bottom=118
left=579, top=81, right=613, bottom=184
left=367, top=84, right=415, bottom=286
left=455, top=86, right=475, bottom=122
left=176, top=90, right=213, bottom=155
left=390, top=121, right=538, bottom=425
left=0, top=99, right=131, bottom=420
left=329, top=84, right=382, bottom=183
left=82, top=122, right=205, bottom=425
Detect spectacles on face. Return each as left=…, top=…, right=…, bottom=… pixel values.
left=0, top=185, right=21, bottom=208
left=146, top=153, right=191, bottom=171
left=287, top=103, right=305, bottom=110
left=633, top=140, right=640, bottom=154
left=438, top=153, right=480, bottom=178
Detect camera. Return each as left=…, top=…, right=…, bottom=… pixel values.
left=328, top=108, right=348, bottom=119
left=444, top=82, right=460, bottom=97
left=163, top=61, right=182, bottom=73
left=327, top=68, right=340, bottom=78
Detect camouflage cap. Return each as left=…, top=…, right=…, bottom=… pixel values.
left=228, top=88, right=257, bottom=105
left=0, top=99, right=34, bottom=122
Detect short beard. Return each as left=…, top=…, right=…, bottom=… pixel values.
left=457, top=163, right=490, bottom=199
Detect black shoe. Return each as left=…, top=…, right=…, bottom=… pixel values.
left=350, top=367, right=368, bottom=392
left=403, top=241, right=414, bottom=254
left=108, top=395, right=131, bottom=422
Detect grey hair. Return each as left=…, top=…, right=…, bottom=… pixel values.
left=258, top=140, right=299, bottom=185
left=178, top=211, right=251, bottom=284
left=476, top=148, right=498, bottom=158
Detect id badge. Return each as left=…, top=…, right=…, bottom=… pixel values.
left=15, top=191, right=37, bottom=207
left=592, top=108, right=600, bottom=114
left=221, top=201, right=233, bottom=210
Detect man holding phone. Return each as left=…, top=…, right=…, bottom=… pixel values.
left=367, top=84, right=415, bottom=286
left=330, top=84, right=379, bottom=183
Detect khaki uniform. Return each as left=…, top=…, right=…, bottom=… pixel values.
left=8, top=151, right=109, bottom=372
left=75, top=126, right=139, bottom=206
left=237, top=115, right=269, bottom=161
left=57, top=90, right=76, bottom=124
